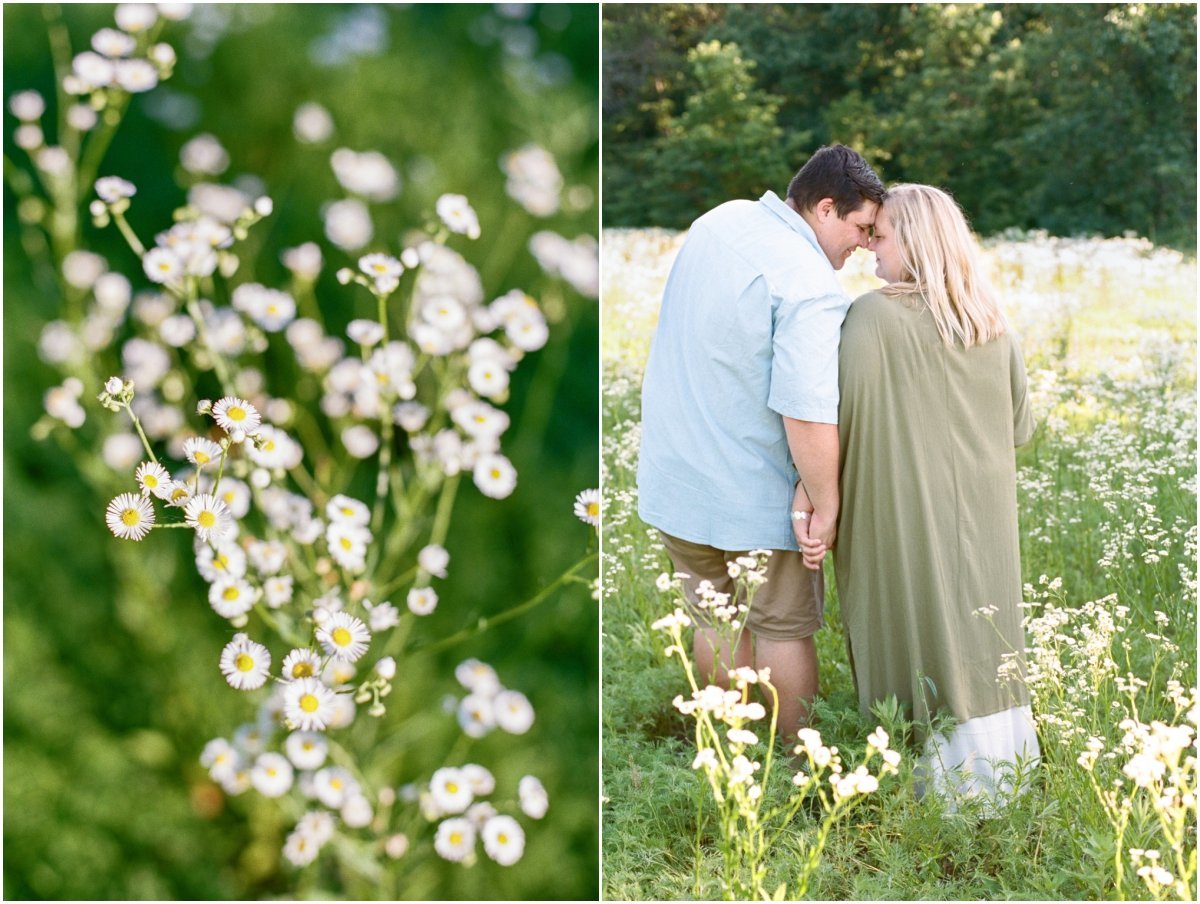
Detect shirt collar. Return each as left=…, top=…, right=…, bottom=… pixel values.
left=758, top=190, right=826, bottom=259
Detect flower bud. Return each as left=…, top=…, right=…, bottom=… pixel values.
left=375, top=656, right=396, bottom=680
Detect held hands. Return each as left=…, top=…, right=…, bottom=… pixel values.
left=791, top=482, right=834, bottom=571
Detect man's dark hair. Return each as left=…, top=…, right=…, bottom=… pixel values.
left=786, top=145, right=885, bottom=217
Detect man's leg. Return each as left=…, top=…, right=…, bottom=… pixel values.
left=693, top=626, right=753, bottom=686
left=755, top=634, right=818, bottom=743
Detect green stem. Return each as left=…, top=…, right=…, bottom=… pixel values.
left=122, top=401, right=159, bottom=465
left=411, top=552, right=596, bottom=656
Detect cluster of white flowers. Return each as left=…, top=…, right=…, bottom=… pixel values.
left=452, top=658, right=536, bottom=738
left=419, top=764, right=540, bottom=867
left=501, top=144, right=562, bottom=217
left=12, top=6, right=600, bottom=886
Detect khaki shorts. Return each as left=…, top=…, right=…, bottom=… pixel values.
left=658, top=532, right=824, bottom=641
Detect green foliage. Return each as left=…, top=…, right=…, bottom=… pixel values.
left=603, top=3, right=1197, bottom=247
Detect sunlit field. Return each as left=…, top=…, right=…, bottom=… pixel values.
left=601, top=227, right=1197, bottom=900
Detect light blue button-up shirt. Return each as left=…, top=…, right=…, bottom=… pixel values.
left=636, top=191, right=851, bottom=551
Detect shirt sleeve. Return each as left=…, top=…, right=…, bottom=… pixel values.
left=767, top=291, right=848, bottom=424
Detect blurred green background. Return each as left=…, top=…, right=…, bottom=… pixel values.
left=4, top=4, right=598, bottom=900
left=603, top=3, right=1197, bottom=248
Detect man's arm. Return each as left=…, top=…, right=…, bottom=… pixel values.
left=783, top=417, right=839, bottom=563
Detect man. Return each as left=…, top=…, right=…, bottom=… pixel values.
left=636, top=144, right=885, bottom=740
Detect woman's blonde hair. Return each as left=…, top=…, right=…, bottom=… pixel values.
left=880, top=183, right=1007, bottom=347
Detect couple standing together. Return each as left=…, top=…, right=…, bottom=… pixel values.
left=637, top=145, right=1040, bottom=802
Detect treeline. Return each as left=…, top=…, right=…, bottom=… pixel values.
left=603, top=3, right=1196, bottom=248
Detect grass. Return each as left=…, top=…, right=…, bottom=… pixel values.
left=601, top=229, right=1197, bottom=900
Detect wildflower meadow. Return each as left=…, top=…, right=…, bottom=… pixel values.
left=4, top=5, right=598, bottom=900
left=602, top=228, right=1197, bottom=900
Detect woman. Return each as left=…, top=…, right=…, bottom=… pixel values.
left=832, top=183, right=1039, bottom=805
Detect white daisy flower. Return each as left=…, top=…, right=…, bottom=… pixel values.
left=114, top=58, right=158, bottom=93
left=295, top=810, right=337, bottom=845
left=263, top=575, right=295, bottom=609
left=393, top=401, right=429, bottom=432
left=282, top=829, right=320, bottom=867
left=466, top=801, right=498, bottom=829
left=72, top=50, right=115, bottom=88
left=182, top=436, right=223, bottom=467
left=452, top=400, right=510, bottom=440
left=247, top=538, right=288, bottom=576
left=322, top=657, right=357, bottom=688
left=142, top=246, right=183, bottom=284
left=283, top=677, right=337, bottom=732
left=92, top=27, right=137, bottom=57
left=326, top=493, right=370, bottom=526
left=184, top=493, right=233, bottom=543
left=293, top=102, right=334, bottom=144
left=105, top=491, right=155, bottom=540
left=208, top=578, right=259, bottom=620
left=281, top=648, right=322, bottom=681
left=358, top=252, right=404, bottom=285
left=457, top=693, right=497, bottom=738
left=211, top=396, right=261, bottom=435
left=213, top=477, right=252, bottom=519
left=9, top=90, right=45, bottom=121
left=466, top=359, right=510, bottom=399
left=417, top=544, right=450, bottom=579
left=482, top=815, right=525, bottom=866
left=431, top=766, right=476, bottom=816
left=194, top=540, right=248, bottom=581
left=114, top=3, right=158, bottom=33
left=455, top=659, right=501, bottom=696
left=317, top=612, right=371, bottom=663
left=434, top=817, right=476, bottom=862
left=518, top=775, right=548, bottom=819
left=251, top=752, right=294, bottom=798
left=219, top=633, right=271, bottom=690
left=326, top=521, right=371, bottom=571
left=573, top=488, right=600, bottom=527
left=326, top=691, right=357, bottom=730
left=494, top=689, right=535, bottom=735
left=406, top=586, right=438, bottom=616
left=435, top=193, right=481, bottom=239
left=341, top=794, right=373, bottom=829
left=232, top=722, right=267, bottom=756
left=314, top=766, right=359, bottom=809
left=285, top=731, right=329, bottom=771
left=341, top=425, right=379, bottom=459
left=200, top=737, right=242, bottom=783
left=346, top=319, right=385, bottom=347
left=364, top=600, right=399, bottom=632
left=162, top=480, right=193, bottom=507
left=473, top=453, right=517, bottom=499
left=95, top=175, right=137, bottom=203
left=461, top=764, right=496, bottom=797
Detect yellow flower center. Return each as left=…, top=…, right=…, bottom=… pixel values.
left=498, top=832, right=509, bottom=844
left=292, top=662, right=314, bottom=678
left=227, top=405, right=247, bottom=422
left=587, top=502, right=600, bottom=518
left=235, top=653, right=255, bottom=672
left=449, top=831, right=463, bottom=846
left=223, top=587, right=240, bottom=601
left=121, top=508, right=141, bottom=526
left=299, top=693, right=319, bottom=713
left=490, top=468, right=502, bottom=479
left=331, top=777, right=343, bottom=790
left=194, top=452, right=210, bottom=464
left=446, top=781, right=459, bottom=794
left=144, top=474, right=159, bottom=488
left=332, top=627, right=352, bottom=647
left=198, top=511, right=216, bottom=528
left=340, top=537, right=353, bottom=551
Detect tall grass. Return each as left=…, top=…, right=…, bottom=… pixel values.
left=601, top=229, right=1197, bottom=900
